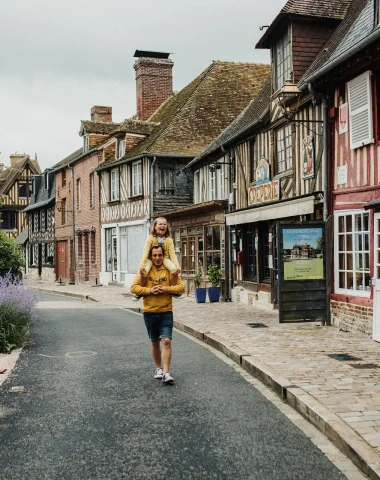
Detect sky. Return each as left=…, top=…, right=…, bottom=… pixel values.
left=0, top=0, right=285, bottom=171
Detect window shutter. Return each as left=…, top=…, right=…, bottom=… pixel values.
left=347, top=71, right=373, bottom=149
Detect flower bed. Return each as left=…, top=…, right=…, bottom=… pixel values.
left=0, top=273, right=38, bottom=353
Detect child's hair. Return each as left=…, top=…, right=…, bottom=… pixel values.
left=150, top=217, right=171, bottom=237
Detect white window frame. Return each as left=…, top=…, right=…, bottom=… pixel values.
left=275, top=31, right=291, bottom=90
left=132, top=161, right=142, bottom=196
left=110, top=168, right=120, bottom=201
left=216, top=164, right=224, bottom=200
left=90, top=173, right=96, bottom=207
left=276, top=124, right=292, bottom=173
left=347, top=71, right=373, bottom=149
left=334, top=210, right=370, bottom=297
left=209, top=169, right=216, bottom=200
left=117, top=139, right=126, bottom=159
left=194, top=170, right=200, bottom=204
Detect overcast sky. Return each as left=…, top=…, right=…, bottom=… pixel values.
left=0, top=0, right=285, bottom=171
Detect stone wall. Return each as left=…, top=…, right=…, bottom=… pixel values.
left=331, top=300, right=373, bottom=336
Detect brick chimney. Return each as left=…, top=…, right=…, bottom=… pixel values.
left=91, top=106, right=112, bottom=123
left=134, top=50, right=173, bottom=121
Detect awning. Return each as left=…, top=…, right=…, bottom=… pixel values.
left=225, top=196, right=316, bottom=226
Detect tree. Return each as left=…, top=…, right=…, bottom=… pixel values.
left=0, top=230, right=25, bottom=277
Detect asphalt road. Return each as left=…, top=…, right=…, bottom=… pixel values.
left=0, top=293, right=346, bottom=480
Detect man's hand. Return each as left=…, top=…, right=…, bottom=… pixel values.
left=150, top=285, right=168, bottom=295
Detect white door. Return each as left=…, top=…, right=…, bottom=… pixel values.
left=373, top=213, right=380, bottom=341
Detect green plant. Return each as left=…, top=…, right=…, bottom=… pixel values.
left=207, top=264, right=222, bottom=287
left=193, top=266, right=203, bottom=288
left=0, top=303, right=31, bottom=352
left=0, top=230, right=25, bottom=277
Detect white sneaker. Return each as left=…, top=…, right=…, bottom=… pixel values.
left=162, top=372, right=174, bottom=384
left=154, top=368, right=163, bottom=379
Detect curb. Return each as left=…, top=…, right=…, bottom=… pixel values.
left=174, top=320, right=380, bottom=480
left=33, top=288, right=98, bottom=302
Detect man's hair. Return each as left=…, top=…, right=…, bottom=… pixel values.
left=150, top=217, right=171, bottom=237
left=150, top=244, right=164, bottom=257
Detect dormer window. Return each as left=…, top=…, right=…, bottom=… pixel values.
left=110, top=168, right=120, bottom=201
left=275, top=31, right=291, bottom=90
left=83, top=135, right=89, bottom=153
left=117, top=139, right=126, bottom=159
left=44, top=171, right=49, bottom=190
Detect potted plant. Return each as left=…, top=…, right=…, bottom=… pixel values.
left=207, top=264, right=222, bottom=302
left=193, top=266, right=206, bottom=303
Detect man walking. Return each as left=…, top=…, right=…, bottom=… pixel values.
left=130, top=244, right=185, bottom=384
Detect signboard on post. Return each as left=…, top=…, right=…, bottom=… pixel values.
left=278, top=223, right=327, bottom=323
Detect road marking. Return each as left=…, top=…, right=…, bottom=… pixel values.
left=65, top=351, right=98, bottom=358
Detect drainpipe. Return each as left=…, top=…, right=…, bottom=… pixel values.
left=221, top=145, right=233, bottom=301
left=70, top=166, right=76, bottom=279
left=308, top=83, right=329, bottom=221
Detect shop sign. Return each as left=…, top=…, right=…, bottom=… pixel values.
left=248, top=156, right=279, bottom=205
left=303, top=136, right=315, bottom=180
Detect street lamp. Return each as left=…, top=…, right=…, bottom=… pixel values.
left=275, top=80, right=302, bottom=120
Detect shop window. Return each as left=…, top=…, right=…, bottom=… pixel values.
left=243, top=226, right=257, bottom=282
left=206, top=226, right=221, bottom=270
left=276, top=124, right=292, bottom=173
left=259, top=224, right=271, bottom=283
left=335, top=210, right=370, bottom=295
left=105, top=228, right=114, bottom=272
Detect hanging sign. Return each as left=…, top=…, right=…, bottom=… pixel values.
left=302, top=136, right=315, bottom=180
left=248, top=156, right=280, bottom=205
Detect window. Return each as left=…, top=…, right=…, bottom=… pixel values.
left=205, top=226, right=221, bottom=270
left=1, top=211, right=17, bottom=230
left=335, top=211, right=370, bottom=295
left=19, top=183, right=27, bottom=198
left=209, top=169, right=216, bottom=200
left=347, top=71, right=373, bottom=149
left=275, top=31, right=291, bottom=90
left=243, top=226, right=257, bottom=281
left=83, top=135, right=89, bottom=153
left=76, top=179, right=81, bottom=210
left=159, top=168, right=175, bottom=193
left=61, top=198, right=66, bottom=224
left=216, top=165, right=224, bottom=200
left=132, top=161, right=142, bottom=196
left=194, top=170, right=200, bottom=203
left=44, top=172, right=49, bottom=190
left=110, top=169, right=120, bottom=201
left=276, top=124, right=292, bottom=173
left=90, top=173, right=96, bottom=207
left=117, top=139, right=126, bottom=159
left=62, top=169, right=66, bottom=187
left=250, top=139, right=260, bottom=183
left=259, top=224, right=271, bottom=283
left=31, top=177, right=35, bottom=195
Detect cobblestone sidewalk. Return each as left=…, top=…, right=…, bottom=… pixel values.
left=4, top=279, right=380, bottom=479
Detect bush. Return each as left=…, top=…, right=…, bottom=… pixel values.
left=0, top=273, right=37, bottom=352
left=0, top=230, right=25, bottom=278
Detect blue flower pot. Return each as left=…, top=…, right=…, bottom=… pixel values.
left=194, top=288, right=207, bottom=303
left=208, top=287, right=220, bottom=302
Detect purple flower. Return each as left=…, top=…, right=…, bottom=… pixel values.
left=0, top=273, right=38, bottom=318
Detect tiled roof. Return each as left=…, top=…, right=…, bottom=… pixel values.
left=80, top=121, right=120, bottom=135
left=188, top=76, right=272, bottom=166
left=0, top=156, right=41, bottom=195
left=111, top=119, right=158, bottom=136
left=301, top=0, right=376, bottom=85
left=256, top=0, right=351, bottom=48
left=101, top=61, right=270, bottom=168
left=52, top=148, right=83, bottom=170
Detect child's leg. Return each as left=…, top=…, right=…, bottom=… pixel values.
left=163, top=258, right=179, bottom=286
left=140, top=260, right=152, bottom=287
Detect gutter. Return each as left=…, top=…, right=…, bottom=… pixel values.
left=221, top=145, right=233, bottom=302
left=150, top=156, right=157, bottom=221
left=301, top=27, right=380, bottom=87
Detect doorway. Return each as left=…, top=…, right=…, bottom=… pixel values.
left=373, top=213, right=380, bottom=341
left=56, top=241, right=67, bottom=281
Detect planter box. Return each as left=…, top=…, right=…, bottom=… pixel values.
left=194, top=288, right=207, bottom=303
left=208, top=286, right=220, bottom=303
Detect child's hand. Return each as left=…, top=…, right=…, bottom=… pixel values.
left=173, top=268, right=180, bottom=275
left=140, top=268, right=147, bottom=276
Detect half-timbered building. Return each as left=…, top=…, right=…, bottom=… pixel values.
left=186, top=0, right=350, bottom=315
left=300, top=0, right=380, bottom=336
left=97, top=50, right=270, bottom=289
left=23, top=168, right=56, bottom=280
left=0, top=154, right=41, bottom=243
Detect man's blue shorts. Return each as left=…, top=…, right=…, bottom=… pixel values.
left=143, top=311, right=173, bottom=342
